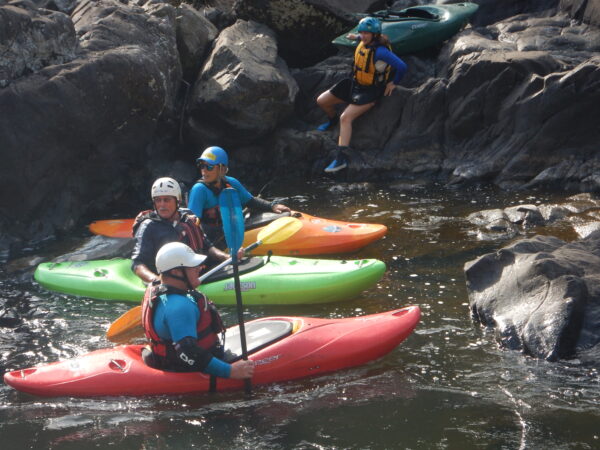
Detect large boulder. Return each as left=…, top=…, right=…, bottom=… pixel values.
left=0, top=1, right=77, bottom=87
left=175, top=3, right=218, bottom=82
left=0, top=0, right=182, bottom=255
left=234, top=0, right=381, bottom=67
left=465, top=231, right=600, bottom=363
left=185, top=20, right=298, bottom=148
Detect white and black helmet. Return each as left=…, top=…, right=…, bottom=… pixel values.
left=155, top=242, right=207, bottom=274
left=151, top=177, right=182, bottom=202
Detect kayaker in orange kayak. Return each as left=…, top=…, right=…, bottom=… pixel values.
left=188, top=146, right=290, bottom=248
left=316, top=17, right=407, bottom=173
left=142, top=242, right=254, bottom=380
left=131, top=177, right=240, bottom=284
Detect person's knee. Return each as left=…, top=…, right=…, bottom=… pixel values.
left=316, top=92, right=330, bottom=107
left=339, top=111, right=354, bottom=125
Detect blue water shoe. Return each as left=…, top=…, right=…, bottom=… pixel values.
left=316, top=116, right=339, bottom=131
left=324, top=155, right=348, bottom=173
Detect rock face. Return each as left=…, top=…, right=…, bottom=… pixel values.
left=175, top=3, right=218, bottom=82
left=1, top=0, right=600, bottom=259
left=0, top=2, right=77, bottom=87
left=295, top=5, right=600, bottom=188
left=185, top=20, right=299, bottom=148
left=465, top=231, right=600, bottom=362
left=0, top=0, right=181, bottom=252
left=234, top=0, right=379, bottom=67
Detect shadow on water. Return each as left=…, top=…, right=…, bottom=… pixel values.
left=1, top=181, right=599, bottom=448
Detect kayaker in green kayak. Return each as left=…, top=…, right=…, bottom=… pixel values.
left=316, top=17, right=408, bottom=173
left=142, top=241, right=255, bottom=379
left=131, top=177, right=240, bottom=284
left=188, top=146, right=290, bottom=248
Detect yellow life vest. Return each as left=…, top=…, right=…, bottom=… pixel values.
left=353, top=41, right=392, bottom=87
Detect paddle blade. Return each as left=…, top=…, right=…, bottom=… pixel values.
left=106, top=306, right=144, bottom=344
left=219, top=188, right=245, bottom=253
left=257, top=216, right=302, bottom=244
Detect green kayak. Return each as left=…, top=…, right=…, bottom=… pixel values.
left=332, top=3, right=479, bottom=55
left=34, top=256, right=386, bottom=305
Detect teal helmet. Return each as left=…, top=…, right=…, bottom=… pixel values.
left=357, top=17, right=382, bottom=34
left=197, top=146, right=228, bottom=167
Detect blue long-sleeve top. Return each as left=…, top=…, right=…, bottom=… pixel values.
left=373, top=46, right=407, bottom=84
left=153, top=292, right=231, bottom=378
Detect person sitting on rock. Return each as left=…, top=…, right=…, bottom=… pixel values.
left=188, top=146, right=291, bottom=248
left=142, top=241, right=255, bottom=380
left=316, top=17, right=407, bottom=173
left=131, top=176, right=236, bottom=283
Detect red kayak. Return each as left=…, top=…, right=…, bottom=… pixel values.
left=4, top=306, right=420, bottom=397
left=88, top=211, right=387, bottom=255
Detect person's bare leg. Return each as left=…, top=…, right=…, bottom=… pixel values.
left=338, top=102, right=375, bottom=147
left=316, top=91, right=345, bottom=119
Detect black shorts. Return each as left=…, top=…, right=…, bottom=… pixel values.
left=329, top=78, right=384, bottom=105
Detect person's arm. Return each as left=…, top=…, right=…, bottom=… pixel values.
left=226, top=176, right=286, bottom=212
left=246, top=196, right=290, bottom=214
left=133, top=263, right=158, bottom=284
left=375, top=46, right=408, bottom=95
left=166, top=296, right=255, bottom=379
left=188, top=183, right=206, bottom=217
left=131, top=220, right=158, bottom=282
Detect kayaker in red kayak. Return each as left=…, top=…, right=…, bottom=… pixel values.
left=142, top=242, right=255, bottom=380
left=188, top=146, right=290, bottom=248
left=131, top=177, right=240, bottom=284
left=316, top=17, right=407, bottom=173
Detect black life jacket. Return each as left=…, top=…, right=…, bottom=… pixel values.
left=141, top=282, right=225, bottom=368
left=133, top=209, right=208, bottom=254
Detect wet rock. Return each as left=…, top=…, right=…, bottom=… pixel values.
left=466, top=194, right=600, bottom=240
left=465, top=231, right=600, bottom=362
left=0, top=308, right=21, bottom=328
left=185, top=20, right=299, bottom=147
left=504, top=204, right=545, bottom=227
left=467, top=208, right=520, bottom=240
left=52, top=235, right=134, bottom=262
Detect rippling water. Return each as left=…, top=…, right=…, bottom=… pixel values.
left=1, top=181, right=598, bottom=448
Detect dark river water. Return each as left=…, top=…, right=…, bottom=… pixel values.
left=1, top=180, right=598, bottom=449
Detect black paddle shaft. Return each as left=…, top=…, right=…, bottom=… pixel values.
left=232, top=260, right=252, bottom=394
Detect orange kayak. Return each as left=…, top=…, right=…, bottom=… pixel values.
left=89, top=218, right=134, bottom=239
left=243, top=212, right=387, bottom=255
left=89, top=211, right=387, bottom=255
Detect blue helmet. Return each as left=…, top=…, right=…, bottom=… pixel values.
left=357, top=17, right=382, bottom=34
left=197, top=146, right=228, bottom=166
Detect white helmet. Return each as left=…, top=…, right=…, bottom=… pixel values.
left=155, top=242, right=207, bottom=273
left=151, top=177, right=182, bottom=202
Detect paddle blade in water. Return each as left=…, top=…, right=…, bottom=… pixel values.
left=257, top=216, right=303, bottom=244
left=106, top=306, right=144, bottom=344
left=219, top=188, right=245, bottom=253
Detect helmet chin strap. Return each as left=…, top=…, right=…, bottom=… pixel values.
left=166, top=268, right=195, bottom=291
